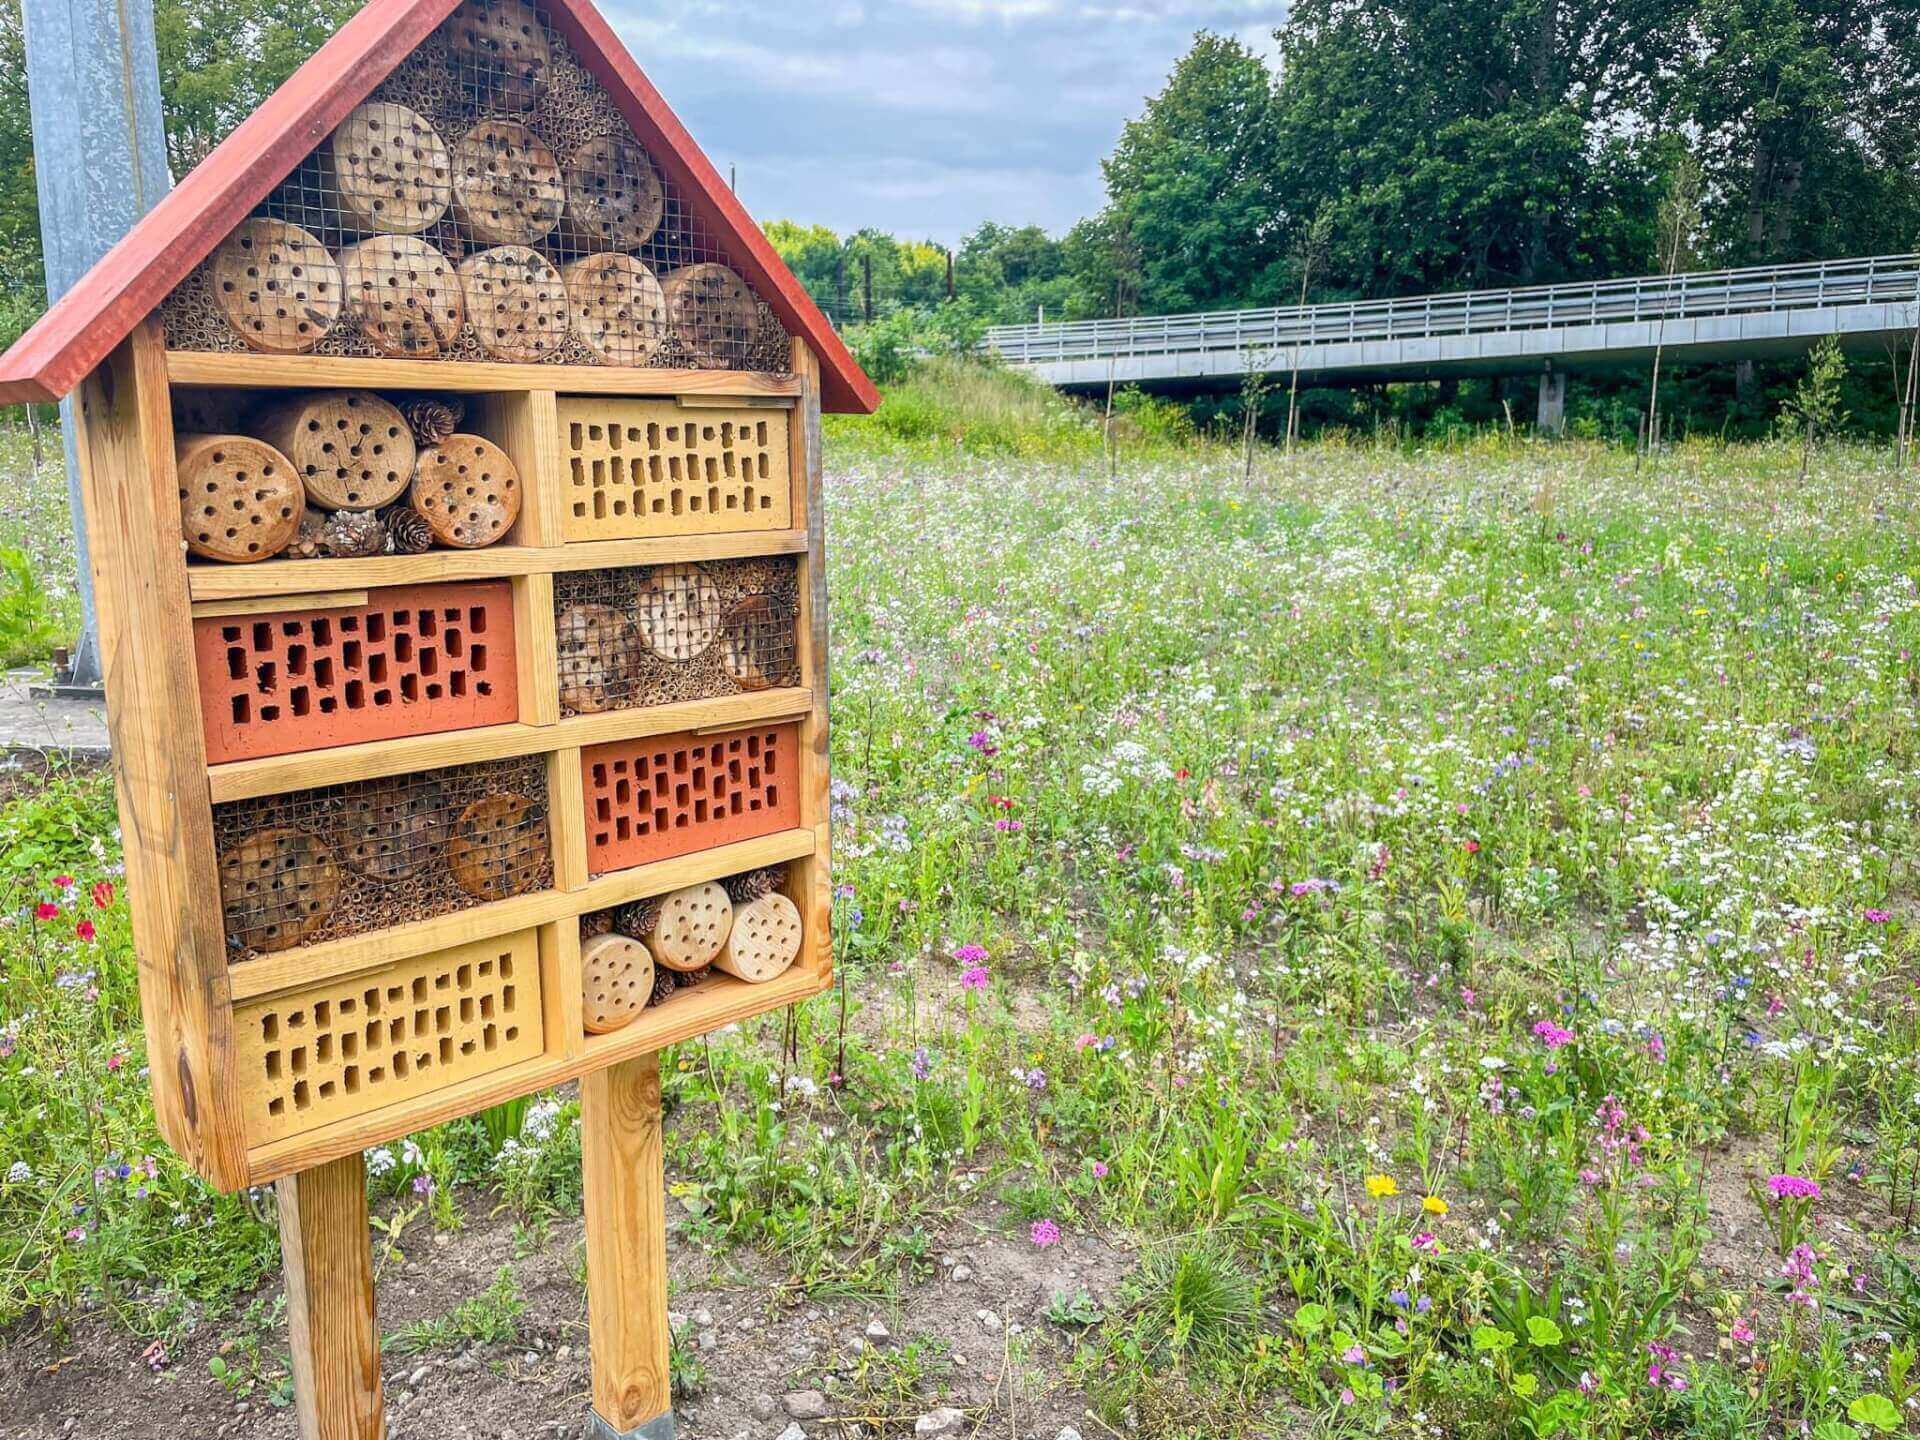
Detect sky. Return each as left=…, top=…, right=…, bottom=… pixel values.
left=599, top=0, right=1290, bottom=248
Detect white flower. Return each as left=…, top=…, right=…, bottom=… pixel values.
left=6, top=1161, right=29, bottom=1184
left=1479, top=1056, right=1508, bottom=1071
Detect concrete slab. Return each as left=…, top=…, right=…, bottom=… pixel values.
left=1, top=667, right=110, bottom=758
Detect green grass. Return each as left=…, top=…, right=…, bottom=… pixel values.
left=3, top=388, right=1920, bottom=1436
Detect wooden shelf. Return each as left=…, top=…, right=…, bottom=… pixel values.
left=184, top=530, right=808, bottom=601
left=168, top=351, right=804, bottom=398
left=244, top=962, right=830, bottom=1186
left=224, top=826, right=817, bottom=1002
left=206, top=688, right=814, bottom=803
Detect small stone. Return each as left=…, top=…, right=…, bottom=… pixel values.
left=698, top=1330, right=718, bottom=1352
left=915, top=1408, right=966, bottom=1437
left=864, top=1319, right=891, bottom=1344
left=557, top=1346, right=572, bottom=1362
left=1057, top=1429, right=1084, bottom=1440
left=749, top=1394, right=778, bottom=1422
left=777, top=1427, right=808, bottom=1440
left=951, top=1265, right=974, bottom=1283
left=784, top=1390, right=829, bottom=1421
left=693, top=1308, right=715, bottom=1327
left=408, top=1366, right=430, bottom=1387
left=976, top=1309, right=1002, bottom=1332
left=524, top=1351, right=539, bottom=1366
left=432, top=1232, right=452, bottom=1248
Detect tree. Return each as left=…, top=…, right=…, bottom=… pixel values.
left=1780, top=336, right=1849, bottom=479
left=1646, top=145, right=1704, bottom=459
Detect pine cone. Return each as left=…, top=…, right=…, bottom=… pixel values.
left=677, top=965, right=710, bottom=988
left=383, top=504, right=435, bottom=555
left=648, top=968, right=677, bottom=1007
left=402, top=398, right=465, bottom=448
left=614, top=896, right=661, bottom=940
left=724, top=867, right=782, bottom=904
left=580, top=909, right=614, bottom=939
left=290, top=509, right=327, bottom=560
left=319, top=509, right=388, bottom=559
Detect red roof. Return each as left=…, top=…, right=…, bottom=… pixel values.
left=0, top=0, right=878, bottom=413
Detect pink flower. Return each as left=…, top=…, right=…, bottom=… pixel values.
left=33, top=902, right=58, bottom=922
left=952, top=943, right=989, bottom=964
left=1030, top=1219, right=1061, bottom=1248
left=1459, top=987, right=1476, bottom=1008
left=74, top=920, right=96, bottom=942
left=52, top=875, right=73, bottom=890
left=1412, top=1232, right=1438, bottom=1253
left=1091, top=1161, right=1109, bottom=1179
left=1532, top=1020, right=1574, bottom=1049
left=106, top=1054, right=124, bottom=1072
left=1730, top=1316, right=1755, bottom=1344
left=960, top=965, right=989, bottom=992
left=1767, top=1174, right=1820, bottom=1201
left=1865, top=908, right=1892, bottom=924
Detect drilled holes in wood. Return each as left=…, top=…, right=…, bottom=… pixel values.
left=339, top=236, right=467, bottom=358
left=210, top=219, right=343, bottom=355
left=581, top=932, right=653, bottom=1035
left=326, top=101, right=453, bottom=235
left=458, top=245, right=570, bottom=362
left=411, top=433, right=523, bottom=547
left=253, top=390, right=417, bottom=511
left=174, top=434, right=306, bottom=565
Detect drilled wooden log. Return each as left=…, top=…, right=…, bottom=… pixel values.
left=646, top=881, right=732, bottom=972
left=446, top=792, right=545, bottom=899
left=411, top=434, right=523, bottom=548
left=556, top=601, right=639, bottom=714
left=251, top=390, right=417, bottom=512
left=445, top=0, right=551, bottom=110
left=713, top=892, right=802, bottom=983
left=719, top=593, right=795, bottom=691
left=210, top=219, right=343, bottom=354
left=563, top=253, right=667, bottom=367
left=338, top=235, right=466, bottom=358
left=339, top=777, right=448, bottom=881
left=560, top=135, right=664, bottom=250
left=451, top=120, right=565, bottom=246
left=324, top=102, right=452, bottom=235
left=458, top=245, right=571, bottom=362
left=662, top=263, right=758, bottom=368
left=174, top=434, right=305, bottom=564
left=633, top=563, right=722, bottom=661
left=219, top=826, right=340, bottom=953
left=582, top=932, right=654, bottom=1035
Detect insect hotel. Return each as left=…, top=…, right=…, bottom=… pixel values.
left=0, top=0, right=874, bottom=1434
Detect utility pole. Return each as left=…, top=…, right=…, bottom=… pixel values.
left=21, top=0, right=171, bottom=696
left=862, top=254, right=872, bottom=323
left=946, top=249, right=954, bottom=303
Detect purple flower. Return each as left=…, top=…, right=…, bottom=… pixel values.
left=967, top=731, right=999, bottom=757
left=1532, top=1020, right=1575, bottom=1050
left=1865, top=908, right=1892, bottom=924
left=1387, top=1289, right=1410, bottom=1308
left=1024, top=1067, right=1047, bottom=1092
left=412, top=1174, right=435, bottom=1197
left=1767, top=1173, right=1820, bottom=1201
left=1030, top=1219, right=1061, bottom=1248
left=1415, top=1295, right=1432, bottom=1314
left=953, top=943, right=989, bottom=964
left=910, top=1047, right=934, bottom=1081
left=960, top=965, right=989, bottom=992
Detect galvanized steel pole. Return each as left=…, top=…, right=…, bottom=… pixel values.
left=20, top=0, right=172, bottom=693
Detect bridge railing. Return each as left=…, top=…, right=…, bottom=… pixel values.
left=981, top=254, right=1920, bottom=366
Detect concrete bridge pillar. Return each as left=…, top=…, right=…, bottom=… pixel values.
left=1537, top=369, right=1567, bottom=436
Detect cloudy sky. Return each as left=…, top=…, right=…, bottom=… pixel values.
left=599, top=0, right=1290, bottom=246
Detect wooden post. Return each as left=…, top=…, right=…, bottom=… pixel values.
left=581, top=1052, right=674, bottom=1438
left=279, top=1152, right=385, bottom=1440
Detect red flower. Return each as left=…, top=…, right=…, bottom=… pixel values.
left=1464, top=840, right=1481, bottom=855
left=52, top=874, right=74, bottom=890
left=91, top=881, right=114, bottom=910
left=1175, top=767, right=1191, bottom=781
left=34, top=902, right=58, bottom=922
left=75, top=920, right=96, bottom=942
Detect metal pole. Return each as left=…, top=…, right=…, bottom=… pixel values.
left=21, top=0, right=171, bottom=695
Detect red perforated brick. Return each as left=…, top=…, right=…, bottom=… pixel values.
left=582, top=723, right=800, bottom=876
left=194, top=582, right=519, bottom=764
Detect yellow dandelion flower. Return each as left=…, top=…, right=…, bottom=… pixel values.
left=1364, top=1174, right=1398, bottom=1199
left=1422, top=1195, right=1449, bottom=1216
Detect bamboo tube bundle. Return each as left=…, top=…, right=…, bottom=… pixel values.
left=644, top=881, right=732, bottom=972
left=210, top=219, right=343, bottom=354
left=713, top=891, right=802, bottom=983
left=338, top=236, right=466, bottom=358
left=174, top=434, right=305, bottom=564
left=324, top=102, right=452, bottom=235
left=445, top=0, right=552, bottom=110
left=451, top=120, right=565, bottom=246
left=582, top=932, right=654, bottom=1034
left=251, top=390, right=417, bottom=511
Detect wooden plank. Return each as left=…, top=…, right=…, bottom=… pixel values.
left=190, top=590, right=367, bottom=620
left=75, top=322, right=250, bottom=1190
left=580, top=1052, right=672, bottom=1434
left=547, top=747, right=590, bottom=892
left=166, top=351, right=805, bottom=398
left=184, top=529, right=809, bottom=601
left=278, top=1152, right=384, bottom=1440
left=471, top=391, right=564, bottom=548
left=540, top=918, right=585, bottom=1062
left=226, top=827, right=817, bottom=1002
left=206, top=688, right=814, bottom=803
left=244, top=965, right=830, bottom=1185
left=790, top=338, right=835, bottom=989
left=513, top=573, right=560, bottom=727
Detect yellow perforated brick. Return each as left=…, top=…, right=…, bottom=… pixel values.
left=235, top=930, right=545, bottom=1147
left=558, top=397, right=792, bottom=542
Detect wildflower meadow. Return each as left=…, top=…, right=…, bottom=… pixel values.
left=3, top=388, right=1920, bottom=1437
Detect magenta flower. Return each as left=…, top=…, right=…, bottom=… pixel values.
left=1767, top=1174, right=1820, bottom=1200
left=952, top=943, right=989, bottom=964
left=1030, top=1219, right=1061, bottom=1248
left=1532, top=1020, right=1574, bottom=1049
left=1412, top=1231, right=1438, bottom=1253
left=960, top=966, right=989, bottom=991
left=1091, top=1160, right=1109, bottom=1179
left=1865, top=908, right=1892, bottom=924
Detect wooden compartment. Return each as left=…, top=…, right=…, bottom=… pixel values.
left=581, top=722, right=799, bottom=876
left=552, top=556, right=798, bottom=717
left=194, top=581, right=520, bottom=763
left=235, top=927, right=545, bottom=1146
left=558, top=396, right=792, bottom=543
left=215, top=754, right=553, bottom=958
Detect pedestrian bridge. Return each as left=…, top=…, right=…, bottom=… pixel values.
left=981, top=254, right=1918, bottom=426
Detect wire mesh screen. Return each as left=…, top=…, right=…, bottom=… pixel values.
left=214, top=753, right=552, bottom=958
left=157, top=0, right=792, bottom=373
left=552, top=557, right=799, bottom=716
